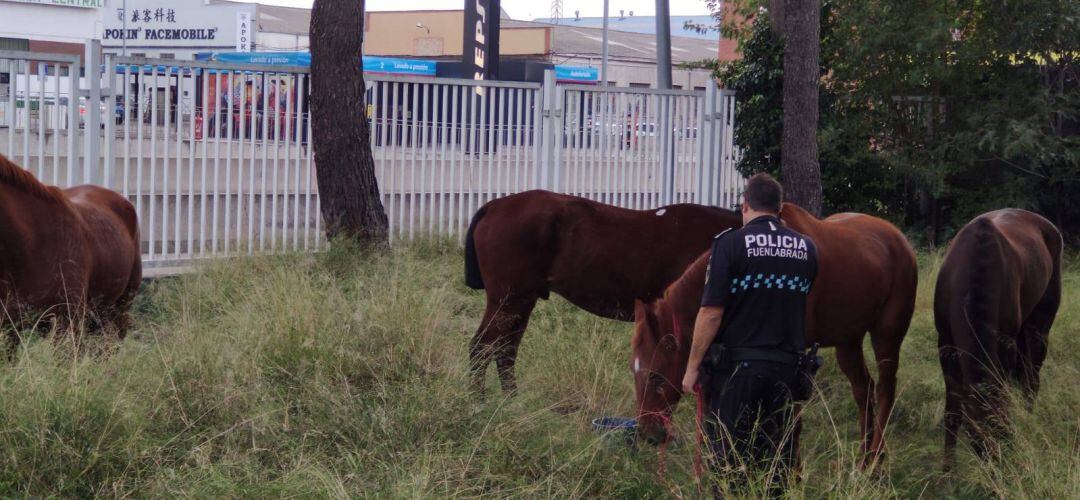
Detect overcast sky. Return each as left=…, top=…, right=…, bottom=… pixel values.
left=237, top=0, right=712, bottom=21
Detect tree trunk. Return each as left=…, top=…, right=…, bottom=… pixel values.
left=309, top=0, right=389, bottom=245
left=779, top=0, right=822, bottom=216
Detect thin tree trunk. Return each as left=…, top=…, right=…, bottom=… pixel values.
left=780, top=0, right=822, bottom=216
left=309, top=0, right=389, bottom=245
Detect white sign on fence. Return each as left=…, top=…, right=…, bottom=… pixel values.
left=236, top=12, right=251, bottom=52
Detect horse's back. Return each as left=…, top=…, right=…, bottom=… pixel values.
left=781, top=204, right=917, bottom=342
left=938, top=210, right=1061, bottom=331
left=469, top=190, right=739, bottom=319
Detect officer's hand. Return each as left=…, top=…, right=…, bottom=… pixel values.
left=681, top=367, right=699, bottom=394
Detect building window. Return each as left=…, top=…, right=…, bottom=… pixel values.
left=629, top=82, right=649, bottom=88
left=0, top=37, right=30, bottom=52
left=694, top=86, right=707, bottom=91
left=131, top=52, right=146, bottom=58
left=159, top=53, right=175, bottom=60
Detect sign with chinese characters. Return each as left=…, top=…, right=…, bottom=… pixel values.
left=103, top=0, right=252, bottom=48
left=0, top=0, right=103, bottom=9
left=236, top=12, right=251, bottom=52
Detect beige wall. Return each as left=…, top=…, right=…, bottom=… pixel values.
left=364, top=10, right=548, bottom=58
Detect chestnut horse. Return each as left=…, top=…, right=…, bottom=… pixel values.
left=0, top=153, right=141, bottom=339
left=465, top=190, right=742, bottom=392
left=935, top=209, right=1062, bottom=468
left=631, top=203, right=917, bottom=463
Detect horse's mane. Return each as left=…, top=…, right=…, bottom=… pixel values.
left=661, top=251, right=711, bottom=344
left=779, top=202, right=819, bottom=226
left=0, top=153, right=66, bottom=203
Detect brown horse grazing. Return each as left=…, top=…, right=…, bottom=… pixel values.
left=465, top=190, right=742, bottom=392
left=631, top=203, right=918, bottom=464
left=935, top=209, right=1062, bottom=468
left=0, top=153, right=141, bottom=339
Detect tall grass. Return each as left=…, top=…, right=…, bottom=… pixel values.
left=0, top=241, right=1075, bottom=498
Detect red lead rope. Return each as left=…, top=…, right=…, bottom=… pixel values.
left=693, top=384, right=707, bottom=481
left=659, top=315, right=709, bottom=486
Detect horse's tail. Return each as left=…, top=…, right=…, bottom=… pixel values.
left=966, top=217, right=1003, bottom=371
left=464, top=204, right=488, bottom=290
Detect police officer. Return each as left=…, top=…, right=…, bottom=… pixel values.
left=680, top=173, right=819, bottom=495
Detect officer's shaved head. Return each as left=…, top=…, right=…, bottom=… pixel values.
left=743, top=173, right=783, bottom=214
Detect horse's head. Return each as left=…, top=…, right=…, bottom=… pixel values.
left=631, top=298, right=689, bottom=445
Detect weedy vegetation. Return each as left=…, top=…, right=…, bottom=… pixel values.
left=0, top=240, right=1076, bottom=498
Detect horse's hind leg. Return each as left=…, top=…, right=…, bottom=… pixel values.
left=469, top=293, right=538, bottom=394
left=1017, top=271, right=1060, bottom=410
left=940, top=345, right=964, bottom=472
left=834, top=342, right=876, bottom=461
left=867, top=299, right=914, bottom=463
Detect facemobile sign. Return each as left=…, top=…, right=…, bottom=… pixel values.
left=103, top=0, right=250, bottom=48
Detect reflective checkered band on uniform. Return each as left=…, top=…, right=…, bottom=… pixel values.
left=730, top=274, right=812, bottom=294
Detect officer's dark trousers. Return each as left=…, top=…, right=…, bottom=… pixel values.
left=704, top=360, right=798, bottom=497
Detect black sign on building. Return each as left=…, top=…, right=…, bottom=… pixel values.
left=463, top=0, right=501, bottom=86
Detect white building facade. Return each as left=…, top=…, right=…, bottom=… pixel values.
left=0, top=0, right=106, bottom=49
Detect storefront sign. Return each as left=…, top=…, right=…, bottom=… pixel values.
left=554, top=65, right=599, bottom=83
left=363, top=56, right=436, bottom=77
left=103, top=0, right=250, bottom=48
left=463, top=0, right=501, bottom=91
left=236, top=12, right=251, bottom=52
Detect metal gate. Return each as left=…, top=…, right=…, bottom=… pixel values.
left=1, top=49, right=740, bottom=267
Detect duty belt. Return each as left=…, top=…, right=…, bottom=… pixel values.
left=727, top=347, right=800, bottom=365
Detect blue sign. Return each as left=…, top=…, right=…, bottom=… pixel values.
left=554, top=65, right=599, bottom=82
left=362, top=56, right=437, bottom=76
left=193, top=52, right=437, bottom=77
left=198, top=51, right=311, bottom=67
left=113, top=64, right=198, bottom=75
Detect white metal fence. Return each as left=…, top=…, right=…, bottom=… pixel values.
left=1, top=49, right=740, bottom=267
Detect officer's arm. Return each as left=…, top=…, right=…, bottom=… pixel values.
left=686, top=305, right=725, bottom=378
left=684, top=232, right=734, bottom=392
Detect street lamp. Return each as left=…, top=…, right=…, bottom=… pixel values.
left=415, top=22, right=431, bottom=34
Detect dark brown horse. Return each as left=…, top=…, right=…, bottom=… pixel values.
left=465, top=190, right=742, bottom=392
left=631, top=203, right=917, bottom=463
left=935, top=209, right=1062, bottom=468
left=0, top=153, right=141, bottom=339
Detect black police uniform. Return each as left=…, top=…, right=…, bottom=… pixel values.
left=699, top=214, right=818, bottom=488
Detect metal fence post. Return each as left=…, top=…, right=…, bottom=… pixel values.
left=538, top=69, right=559, bottom=191
left=83, top=39, right=102, bottom=185
left=716, top=89, right=733, bottom=208
left=102, top=53, right=115, bottom=189
left=660, top=95, right=675, bottom=206
left=698, top=83, right=718, bottom=205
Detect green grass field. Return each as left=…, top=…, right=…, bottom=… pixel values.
left=0, top=240, right=1076, bottom=498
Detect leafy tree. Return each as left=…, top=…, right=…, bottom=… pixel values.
left=711, top=0, right=1078, bottom=243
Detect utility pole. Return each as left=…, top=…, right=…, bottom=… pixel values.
left=654, top=0, right=672, bottom=89
left=601, top=0, right=609, bottom=86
